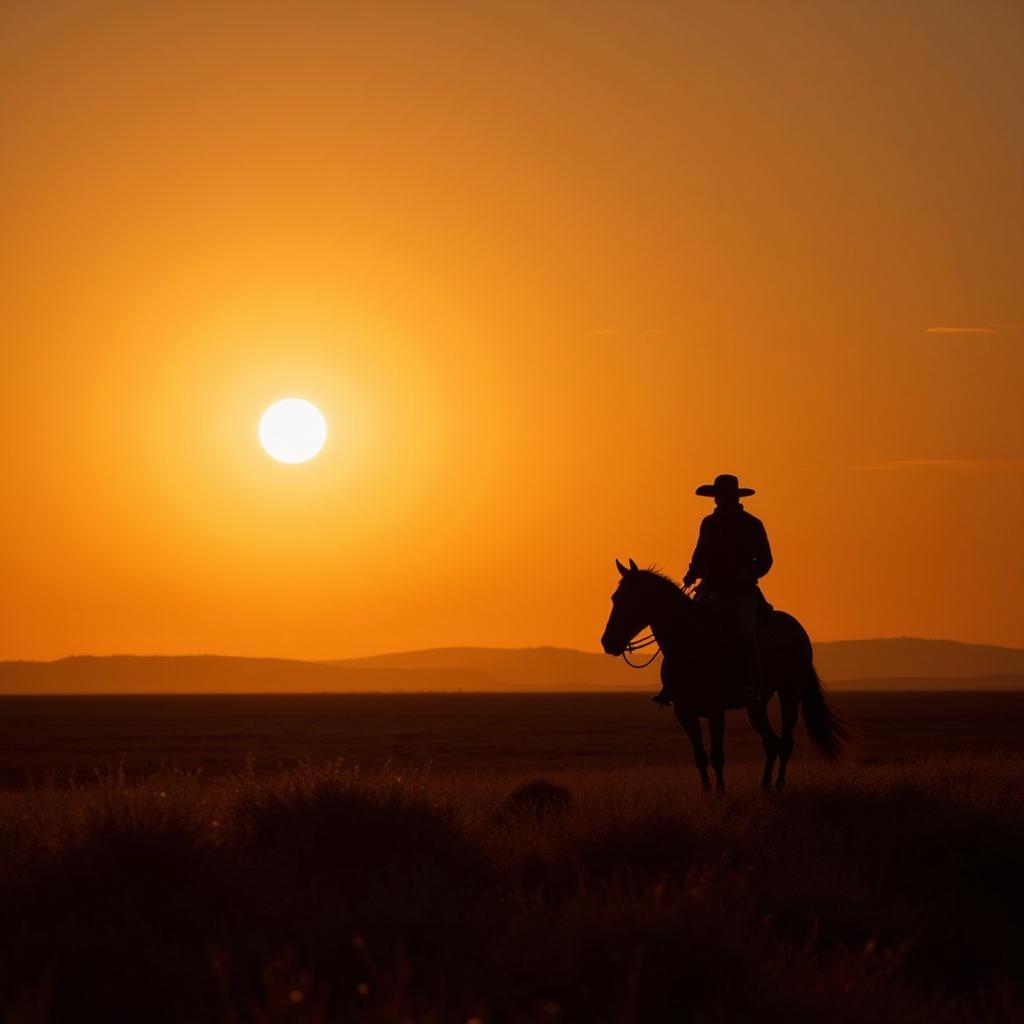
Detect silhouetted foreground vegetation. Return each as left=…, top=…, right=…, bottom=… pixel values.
left=1, top=758, right=1021, bottom=1022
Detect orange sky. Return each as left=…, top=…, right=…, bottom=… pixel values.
left=2, top=1, right=1022, bottom=660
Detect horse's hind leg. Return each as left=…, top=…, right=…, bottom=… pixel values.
left=708, top=710, right=726, bottom=794
left=775, top=693, right=800, bottom=792
left=675, top=709, right=711, bottom=791
left=746, top=701, right=780, bottom=792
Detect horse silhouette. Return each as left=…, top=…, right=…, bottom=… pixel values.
left=601, top=559, right=847, bottom=792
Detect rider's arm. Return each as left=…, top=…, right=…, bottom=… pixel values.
left=685, top=518, right=711, bottom=583
left=753, top=520, right=773, bottom=579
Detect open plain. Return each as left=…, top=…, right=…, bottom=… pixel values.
left=1, top=689, right=1021, bottom=1022
left=0, top=689, right=1022, bottom=783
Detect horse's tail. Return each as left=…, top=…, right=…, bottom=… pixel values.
left=801, top=665, right=849, bottom=761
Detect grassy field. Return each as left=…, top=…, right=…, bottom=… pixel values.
left=1, top=694, right=1022, bottom=1022
left=2, top=691, right=1024, bottom=783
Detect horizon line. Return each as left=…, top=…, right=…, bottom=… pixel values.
left=3, top=634, right=1024, bottom=666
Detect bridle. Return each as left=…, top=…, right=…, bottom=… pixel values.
left=622, top=632, right=661, bottom=669
left=617, top=581, right=697, bottom=669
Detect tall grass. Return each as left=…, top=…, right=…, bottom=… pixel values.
left=0, top=757, right=1021, bottom=1022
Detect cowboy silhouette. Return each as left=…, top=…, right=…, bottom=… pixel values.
left=653, top=474, right=773, bottom=707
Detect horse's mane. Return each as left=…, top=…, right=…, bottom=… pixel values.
left=628, top=566, right=691, bottom=604
left=638, top=566, right=684, bottom=591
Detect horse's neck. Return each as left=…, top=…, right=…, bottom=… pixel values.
left=648, top=591, right=692, bottom=660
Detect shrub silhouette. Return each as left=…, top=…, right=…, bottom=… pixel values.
left=496, top=778, right=573, bottom=820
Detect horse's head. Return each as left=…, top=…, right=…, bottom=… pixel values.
left=601, top=558, right=683, bottom=656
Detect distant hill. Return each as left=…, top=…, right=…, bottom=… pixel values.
left=330, top=639, right=1024, bottom=687
left=1, top=639, right=1022, bottom=694
left=813, top=638, right=1024, bottom=682
left=328, top=646, right=636, bottom=689
left=0, top=656, right=499, bottom=696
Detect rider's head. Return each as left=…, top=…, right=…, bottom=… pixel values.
left=695, top=474, right=754, bottom=507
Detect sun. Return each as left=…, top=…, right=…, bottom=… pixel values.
left=258, top=398, right=328, bottom=464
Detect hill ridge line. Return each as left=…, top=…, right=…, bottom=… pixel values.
left=0, top=635, right=1023, bottom=697
left=4, top=637, right=1024, bottom=669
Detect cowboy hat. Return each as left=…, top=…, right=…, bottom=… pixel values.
left=695, top=473, right=755, bottom=498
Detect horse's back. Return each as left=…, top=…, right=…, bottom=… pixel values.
left=760, top=608, right=812, bottom=659
left=666, top=605, right=813, bottom=715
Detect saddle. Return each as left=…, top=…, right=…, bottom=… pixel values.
left=664, top=589, right=785, bottom=712
left=693, top=588, right=780, bottom=647
left=755, top=592, right=783, bottom=648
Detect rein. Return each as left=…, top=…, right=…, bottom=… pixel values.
left=622, top=632, right=662, bottom=669
left=618, top=583, right=695, bottom=670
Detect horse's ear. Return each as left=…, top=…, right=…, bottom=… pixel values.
left=615, top=558, right=628, bottom=577
left=628, top=558, right=638, bottom=572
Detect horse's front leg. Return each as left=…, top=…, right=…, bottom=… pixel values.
left=674, top=709, right=711, bottom=791
left=708, top=710, right=726, bottom=794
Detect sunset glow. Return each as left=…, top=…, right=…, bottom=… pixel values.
left=1, top=2, right=1021, bottom=661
